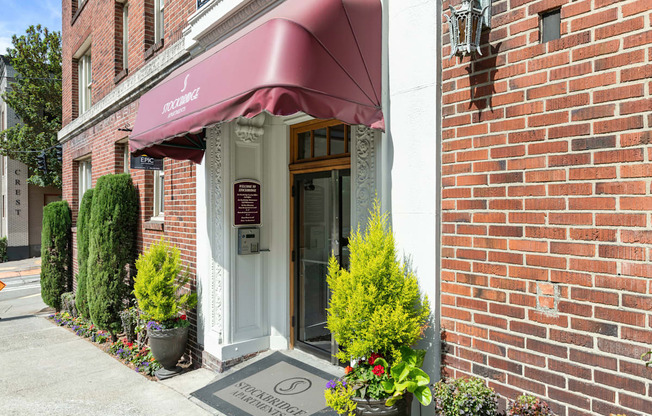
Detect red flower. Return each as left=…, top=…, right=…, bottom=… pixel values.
left=345, top=366, right=353, bottom=375
left=372, top=365, right=385, bottom=376
left=126, top=342, right=133, bottom=348
left=368, top=352, right=382, bottom=365
left=180, top=314, right=187, bottom=320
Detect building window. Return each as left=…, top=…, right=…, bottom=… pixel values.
left=78, top=159, right=92, bottom=201
left=540, top=9, right=561, bottom=43
left=290, top=120, right=350, bottom=164
left=154, top=0, right=165, bottom=42
left=122, top=3, right=129, bottom=70
left=78, top=50, right=92, bottom=114
left=153, top=168, right=164, bottom=219
left=123, top=145, right=130, bottom=173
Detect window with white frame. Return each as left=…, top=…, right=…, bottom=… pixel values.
left=78, top=159, right=92, bottom=202
left=78, top=50, right=92, bottom=114
left=122, top=3, right=129, bottom=70
left=123, top=145, right=130, bottom=173
left=152, top=168, right=164, bottom=219
left=154, top=0, right=165, bottom=43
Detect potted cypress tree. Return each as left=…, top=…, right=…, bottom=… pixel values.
left=133, top=239, right=197, bottom=379
left=326, top=201, right=431, bottom=415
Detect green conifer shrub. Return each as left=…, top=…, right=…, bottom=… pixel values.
left=40, top=200, right=72, bottom=310
left=134, top=239, right=197, bottom=325
left=0, top=236, right=8, bottom=262
left=75, top=188, right=93, bottom=318
left=326, top=201, right=430, bottom=363
left=87, top=173, right=138, bottom=334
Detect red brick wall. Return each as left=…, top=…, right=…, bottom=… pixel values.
left=61, top=0, right=195, bottom=126
left=62, top=0, right=200, bottom=363
left=441, top=0, right=651, bottom=415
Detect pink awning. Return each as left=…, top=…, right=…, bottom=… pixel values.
left=130, top=0, right=382, bottom=163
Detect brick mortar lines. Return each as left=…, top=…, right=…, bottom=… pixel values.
left=441, top=0, right=652, bottom=414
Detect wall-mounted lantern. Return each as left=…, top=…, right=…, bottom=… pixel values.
left=445, top=0, right=492, bottom=58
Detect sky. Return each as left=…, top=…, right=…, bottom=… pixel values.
left=0, top=0, right=61, bottom=55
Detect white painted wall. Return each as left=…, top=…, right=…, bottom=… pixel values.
left=384, top=0, right=442, bottom=398
left=197, top=117, right=291, bottom=363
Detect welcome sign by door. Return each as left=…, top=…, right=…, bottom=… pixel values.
left=234, top=180, right=262, bottom=227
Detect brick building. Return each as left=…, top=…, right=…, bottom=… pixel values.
left=440, top=0, right=652, bottom=414
left=59, top=0, right=200, bottom=358
left=59, top=0, right=439, bottom=377
left=59, top=0, right=650, bottom=414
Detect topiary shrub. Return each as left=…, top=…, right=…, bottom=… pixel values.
left=433, top=377, right=498, bottom=416
left=75, top=188, right=94, bottom=319
left=0, top=236, right=7, bottom=262
left=87, top=173, right=138, bottom=335
left=134, top=239, right=197, bottom=327
left=40, top=201, right=72, bottom=310
left=326, top=200, right=430, bottom=363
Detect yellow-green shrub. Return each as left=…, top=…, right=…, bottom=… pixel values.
left=326, top=201, right=430, bottom=363
left=134, top=239, right=197, bottom=324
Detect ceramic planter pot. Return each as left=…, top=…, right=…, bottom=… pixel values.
left=352, top=394, right=412, bottom=416
left=148, top=326, right=188, bottom=379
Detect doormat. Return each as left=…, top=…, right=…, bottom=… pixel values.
left=191, top=352, right=338, bottom=416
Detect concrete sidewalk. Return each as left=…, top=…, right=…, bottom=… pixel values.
left=0, top=257, right=41, bottom=279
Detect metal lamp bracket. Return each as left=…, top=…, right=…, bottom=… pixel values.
left=480, top=0, right=492, bottom=28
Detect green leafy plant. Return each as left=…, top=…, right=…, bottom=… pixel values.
left=0, top=25, right=62, bottom=187
left=133, top=239, right=197, bottom=328
left=433, top=377, right=498, bottom=416
left=61, top=292, right=76, bottom=317
left=0, top=236, right=7, bottom=262
left=507, top=394, right=553, bottom=416
left=324, top=379, right=356, bottom=416
left=75, top=188, right=93, bottom=319
left=326, top=200, right=430, bottom=363
left=40, top=200, right=71, bottom=310
left=342, top=347, right=431, bottom=406
left=87, top=173, right=138, bottom=336
left=380, top=346, right=431, bottom=406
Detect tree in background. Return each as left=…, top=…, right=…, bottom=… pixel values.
left=75, top=188, right=94, bottom=318
left=87, top=174, right=138, bottom=336
left=0, top=25, right=61, bottom=187
left=40, top=201, right=71, bottom=310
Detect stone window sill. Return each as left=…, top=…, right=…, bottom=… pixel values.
left=114, top=68, right=129, bottom=84
left=145, top=40, right=165, bottom=61
left=144, top=219, right=164, bottom=231
left=71, top=0, right=89, bottom=25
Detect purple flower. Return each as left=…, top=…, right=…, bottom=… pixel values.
left=326, top=380, right=337, bottom=389
left=146, top=321, right=163, bottom=331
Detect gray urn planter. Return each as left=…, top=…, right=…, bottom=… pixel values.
left=351, top=395, right=412, bottom=416
left=148, top=326, right=188, bottom=380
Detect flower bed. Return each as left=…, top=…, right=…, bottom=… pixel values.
left=48, top=312, right=161, bottom=377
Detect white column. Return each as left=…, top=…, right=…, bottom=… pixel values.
left=384, top=0, right=442, bottom=395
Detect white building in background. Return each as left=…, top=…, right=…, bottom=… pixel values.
left=0, top=56, right=61, bottom=260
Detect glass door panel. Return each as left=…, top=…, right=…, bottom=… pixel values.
left=295, top=169, right=350, bottom=360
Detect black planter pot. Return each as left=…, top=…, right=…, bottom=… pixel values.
left=352, top=395, right=412, bottom=416
left=148, top=326, right=188, bottom=380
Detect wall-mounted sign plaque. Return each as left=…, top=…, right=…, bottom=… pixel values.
left=131, top=155, right=163, bottom=170
left=234, top=180, right=261, bottom=227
